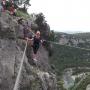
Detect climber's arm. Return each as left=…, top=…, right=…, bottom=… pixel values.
left=25, top=37, right=33, bottom=41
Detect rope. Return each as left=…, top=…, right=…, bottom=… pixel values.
left=13, top=39, right=28, bottom=90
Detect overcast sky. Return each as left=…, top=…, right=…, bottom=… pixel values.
left=28, top=0, right=90, bottom=33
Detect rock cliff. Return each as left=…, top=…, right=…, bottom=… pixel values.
left=0, top=12, right=57, bottom=90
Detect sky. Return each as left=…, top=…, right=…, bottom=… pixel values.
left=28, top=0, right=90, bottom=33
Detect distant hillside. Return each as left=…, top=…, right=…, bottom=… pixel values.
left=49, top=44, right=90, bottom=75
left=49, top=41, right=90, bottom=90
left=55, top=32, right=90, bottom=49
left=72, top=33, right=90, bottom=39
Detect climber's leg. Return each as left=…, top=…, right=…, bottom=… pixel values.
left=2, top=5, right=6, bottom=12
left=32, top=53, right=37, bottom=61
left=32, top=45, right=39, bottom=61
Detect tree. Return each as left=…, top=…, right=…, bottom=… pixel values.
left=35, top=13, right=45, bottom=26
left=8, top=0, right=31, bottom=12
left=49, top=30, right=55, bottom=41
left=18, top=0, right=31, bottom=8
left=35, top=13, right=50, bottom=39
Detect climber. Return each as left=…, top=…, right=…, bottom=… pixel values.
left=9, top=4, right=16, bottom=16
left=31, top=31, right=41, bottom=61
left=1, top=0, right=6, bottom=12
left=27, top=30, right=43, bottom=61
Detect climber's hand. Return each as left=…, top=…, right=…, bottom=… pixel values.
left=25, top=37, right=29, bottom=41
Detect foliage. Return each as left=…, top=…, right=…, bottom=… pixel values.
left=18, top=0, right=31, bottom=6
left=16, top=10, right=31, bottom=19
left=35, top=13, right=45, bottom=26
left=49, top=42, right=90, bottom=89
left=74, top=77, right=81, bottom=84
left=35, top=13, right=50, bottom=39
left=71, top=75, right=90, bottom=90
left=49, top=30, right=55, bottom=41
left=57, top=80, right=66, bottom=90
left=5, top=0, right=31, bottom=12
left=14, top=0, right=31, bottom=8
left=2, top=1, right=18, bottom=11
left=42, top=41, right=53, bottom=57
left=49, top=44, right=90, bottom=75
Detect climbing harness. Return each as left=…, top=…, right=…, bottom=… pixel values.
left=13, top=39, right=28, bottom=90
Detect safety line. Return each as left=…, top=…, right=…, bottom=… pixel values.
left=13, top=39, right=28, bottom=90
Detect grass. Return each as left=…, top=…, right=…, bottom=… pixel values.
left=16, top=10, right=31, bottom=19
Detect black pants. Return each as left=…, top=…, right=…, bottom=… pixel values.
left=32, top=45, right=39, bottom=54
left=2, top=5, right=6, bottom=10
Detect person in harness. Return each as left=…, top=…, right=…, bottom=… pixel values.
left=32, top=31, right=41, bottom=61
left=26, top=30, right=43, bottom=61
left=2, top=0, right=6, bottom=12
left=9, top=4, right=16, bottom=16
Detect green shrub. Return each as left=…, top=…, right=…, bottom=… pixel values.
left=16, top=10, right=31, bottom=19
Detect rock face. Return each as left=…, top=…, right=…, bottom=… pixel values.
left=0, top=39, right=23, bottom=90
left=0, top=12, right=57, bottom=90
